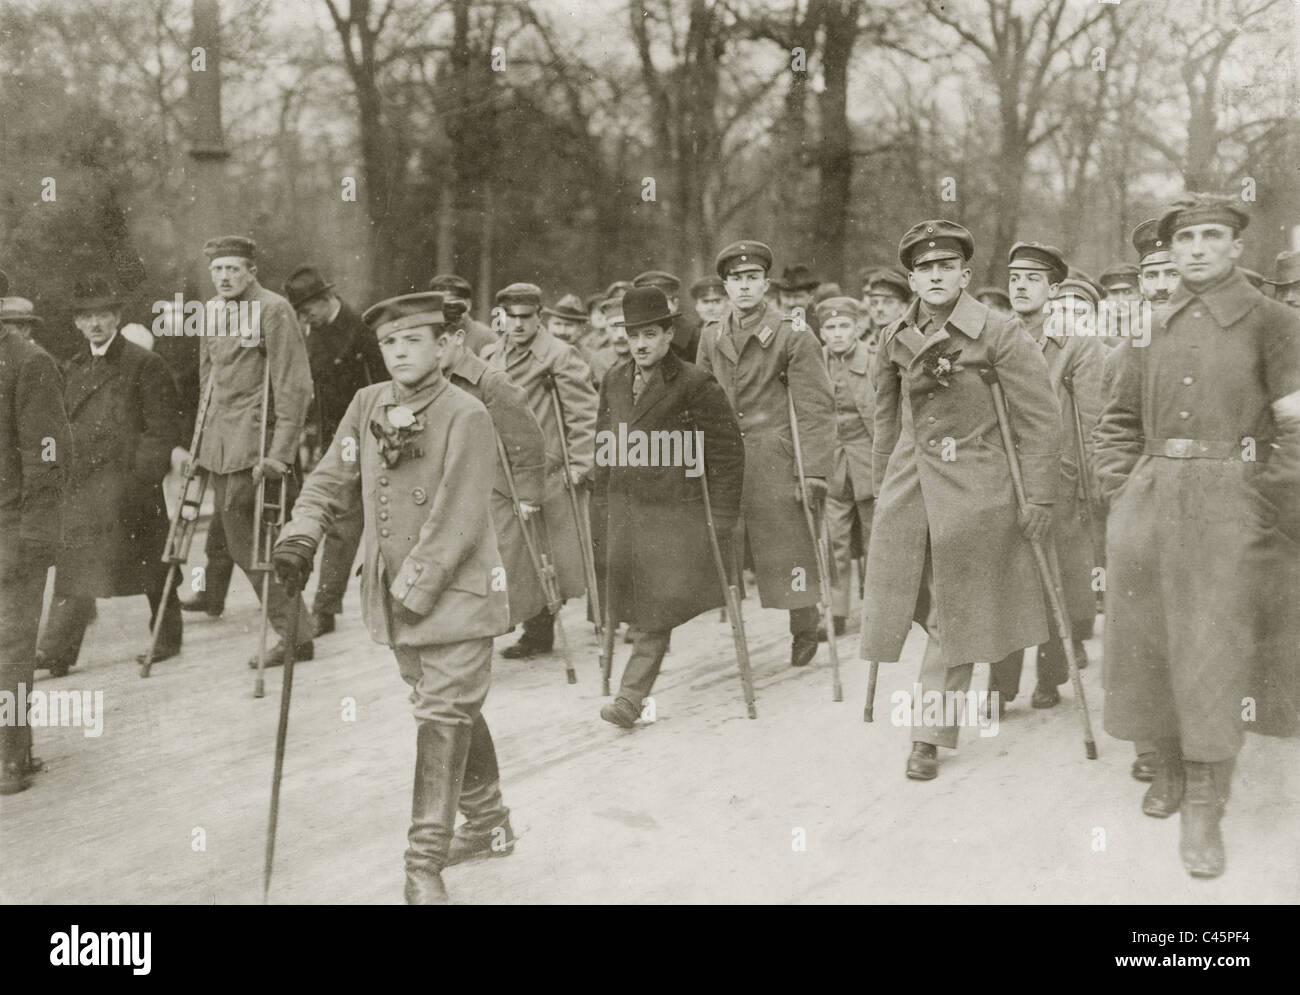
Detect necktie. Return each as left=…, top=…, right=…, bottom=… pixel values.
left=632, top=367, right=645, bottom=404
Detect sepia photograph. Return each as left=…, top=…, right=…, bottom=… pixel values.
left=0, top=0, right=1296, bottom=933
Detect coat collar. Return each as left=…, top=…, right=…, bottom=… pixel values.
left=826, top=339, right=872, bottom=376
left=1165, top=268, right=1259, bottom=328
left=449, top=347, right=487, bottom=386
left=378, top=373, right=450, bottom=418
left=1019, top=310, right=1062, bottom=349
left=716, top=301, right=782, bottom=363
left=65, top=332, right=127, bottom=415
left=889, top=290, right=986, bottom=369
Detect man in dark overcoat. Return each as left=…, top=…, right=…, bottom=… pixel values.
left=0, top=297, right=70, bottom=794
left=860, top=221, right=1062, bottom=780
left=1094, top=194, right=1300, bottom=878
left=592, top=287, right=744, bottom=727
left=38, top=276, right=184, bottom=674
left=284, top=264, right=384, bottom=637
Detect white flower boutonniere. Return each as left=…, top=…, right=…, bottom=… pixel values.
left=387, top=405, right=416, bottom=429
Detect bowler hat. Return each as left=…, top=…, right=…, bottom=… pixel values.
left=362, top=292, right=449, bottom=338
left=0, top=297, right=42, bottom=325
left=1265, top=250, right=1300, bottom=288
left=203, top=235, right=257, bottom=261
left=71, top=274, right=121, bottom=312
left=614, top=286, right=678, bottom=330
left=283, top=265, right=334, bottom=309
left=542, top=293, right=588, bottom=322
left=898, top=220, right=974, bottom=271
left=774, top=264, right=819, bottom=291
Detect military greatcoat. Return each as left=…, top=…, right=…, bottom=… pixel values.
left=860, top=291, right=1062, bottom=665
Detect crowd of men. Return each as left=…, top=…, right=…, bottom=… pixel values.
left=1, top=190, right=1297, bottom=902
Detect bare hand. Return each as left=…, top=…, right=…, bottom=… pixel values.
left=796, top=477, right=828, bottom=508
left=519, top=501, right=541, bottom=521
left=251, top=457, right=289, bottom=484
left=1018, top=502, right=1053, bottom=542
left=569, top=467, right=585, bottom=488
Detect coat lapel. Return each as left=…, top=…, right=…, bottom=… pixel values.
left=65, top=336, right=123, bottom=417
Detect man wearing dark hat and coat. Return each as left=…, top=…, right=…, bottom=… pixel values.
left=632, top=270, right=699, bottom=363
left=194, top=235, right=315, bottom=667
left=428, top=274, right=497, bottom=356
left=861, top=220, right=1062, bottom=780
left=283, top=264, right=384, bottom=637
left=273, top=291, right=513, bottom=902
left=696, top=240, right=837, bottom=668
left=0, top=293, right=70, bottom=793
left=774, top=263, right=822, bottom=337
left=37, top=276, right=185, bottom=676
left=1265, top=249, right=1300, bottom=310
left=592, top=286, right=744, bottom=727
left=483, top=283, right=598, bottom=659
left=1095, top=194, right=1300, bottom=878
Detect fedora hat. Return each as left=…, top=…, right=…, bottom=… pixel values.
left=71, top=274, right=121, bottom=312
left=0, top=297, right=42, bottom=325
left=614, top=286, right=678, bottom=330
left=283, top=265, right=334, bottom=309
left=542, top=293, right=588, bottom=323
left=1265, top=250, right=1300, bottom=288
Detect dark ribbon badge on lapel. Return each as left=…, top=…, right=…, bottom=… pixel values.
left=919, top=346, right=964, bottom=388
left=369, top=403, right=425, bottom=468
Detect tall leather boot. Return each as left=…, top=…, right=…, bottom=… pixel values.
left=446, top=714, right=514, bottom=867
left=1141, top=737, right=1184, bottom=818
left=405, top=720, right=473, bottom=904
left=1180, top=759, right=1233, bottom=879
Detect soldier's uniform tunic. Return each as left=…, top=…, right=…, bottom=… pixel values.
left=196, top=278, right=315, bottom=645
left=824, top=337, right=876, bottom=619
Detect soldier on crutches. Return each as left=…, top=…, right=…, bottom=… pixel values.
left=859, top=220, right=1064, bottom=780
left=192, top=236, right=314, bottom=679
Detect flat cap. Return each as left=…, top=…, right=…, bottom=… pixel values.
left=774, top=264, right=819, bottom=291
left=543, top=293, right=587, bottom=322
left=715, top=240, right=773, bottom=278
left=864, top=267, right=912, bottom=300
left=599, top=296, right=625, bottom=323
left=1007, top=241, right=1068, bottom=284
left=1055, top=278, right=1100, bottom=308
left=974, top=287, right=1012, bottom=309
left=362, top=292, right=450, bottom=338
left=1098, top=263, right=1140, bottom=290
left=689, top=275, right=726, bottom=299
left=815, top=296, right=860, bottom=322
left=1266, top=250, right=1300, bottom=287
left=428, top=273, right=473, bottom=298
left=0, top=296, right=42, bottom=325
left=494, top=282, right=543, bottom=312
left=1131, top=219, right=1170, bottom=267
left=631, top=270, right=681, bottom=293
left=203, top=235, right=257, bottom=261
left=898, top=220, right=974, bottom=271
left=1157, top=193, right=1249, bottom=243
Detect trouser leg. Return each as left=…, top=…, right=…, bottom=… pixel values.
left=37, top=593, right=95, bottom=670
left=825, top=494, right=856, bottom=619
left=910, top=634, right=974, bottom=751
left=143, top=558, right=183, bottom=649
left=213, top=470, right=311, bottom=645
left=988, top=649, right=1024, bottom=702
left=1, top=547, right=51, bottom=787
left=616, top=627, right=672, bottom=709
left=311, top=498, right=363, bottom=617
left=202, top=505, right=234, bottom=607
left=1035, top=635, right=1069, bottom=687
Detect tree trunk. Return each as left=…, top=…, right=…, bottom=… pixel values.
left=812, top=0, right=859, bottom=287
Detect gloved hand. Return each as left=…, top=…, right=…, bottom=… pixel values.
left=271, top=535, right=316, bottom=597
left=519, top=501, right=541, bottom=521
left=1018, top=502, right=1053, bottom=543
left=569, top=466, right=586, bottom=488
left=796, top=476, right=828, bottom=508
left=251, top=457, right=289, bottom=484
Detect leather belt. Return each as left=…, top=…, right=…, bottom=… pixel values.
left=1142, top=437, right=1242, bottom=459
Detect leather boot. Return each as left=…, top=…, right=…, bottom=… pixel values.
left=0, top=722, right=32, bottom=796
left=405, top=720, right=473, bottom=904
left=906, top=742, right=938, bottom=780
left=502, top=610, right=554, bottom=659
left=1141, top=738, right=1184, bottom=818
left=1180, top=759, right=1232, bottom=879
left=446, top=714, right=514, bottom=867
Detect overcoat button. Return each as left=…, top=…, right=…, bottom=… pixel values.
left=928, top=439, right=937, bottom=447
left=412, top=487, right=428, bottom=505
left=379, top=510, right=389, bottom=521
left=379, top=494, right=389, bottom=504
left=379, top=476, right=389, bottom=486
left=1182, top=376, right=1194, bottom=385
left=1179, top=410, right=1190, bottom=420
left=380, top=527, right=391, bottom=537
